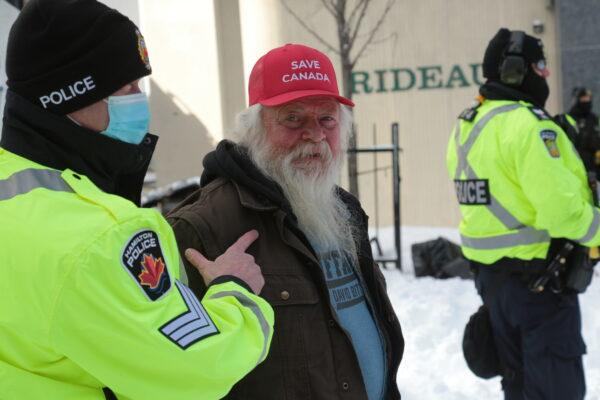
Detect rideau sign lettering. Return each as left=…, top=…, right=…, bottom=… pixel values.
left=351, top=63, right=483, bottom=94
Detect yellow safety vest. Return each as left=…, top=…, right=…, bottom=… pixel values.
left=0, top=147, right=274, bottom=399
left=446, top=99, right=600, bottom=264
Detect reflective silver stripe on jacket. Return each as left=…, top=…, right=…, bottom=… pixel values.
left=0, top=168, right=73, bottom=201
left=210, top=290, right=271, bottom=365
left=455, top=104, right=550, bottom=249
left=461, top=227, right=551, bottom=250
left=577, top=207, right=600, bottom=244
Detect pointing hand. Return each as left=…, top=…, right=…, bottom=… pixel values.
left=185, top=230, right=264, bottom=294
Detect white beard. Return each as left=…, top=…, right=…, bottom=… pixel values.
left=248, top=137, right=357, bottom=258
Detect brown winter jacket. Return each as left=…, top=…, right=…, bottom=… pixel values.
left=167, top=141, right=403, bottom=400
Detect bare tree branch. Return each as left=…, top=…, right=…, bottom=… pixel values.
left=348, top=0, right=370, bottom=53
left=347, top=0, right=368, bottom=29
left=279, top=0, right=397, bottom=199
left=334, top=0, right=350, bottom=54
left=319, top=0, right=337, bottom=18
left=308, top=3, right=327, bottom=19
left=368, top=31, right=399, bottom=47
left=350, top=0, right=396, bottom=68
left=280, top=0, right=339, bottom=54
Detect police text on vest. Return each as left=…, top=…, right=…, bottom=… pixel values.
left=454, top=179, right=491, bottom=205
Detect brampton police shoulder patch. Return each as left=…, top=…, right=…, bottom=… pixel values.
left=540, top=130, right=560, bottom=158
left=121, top=230, right=171, bottom=301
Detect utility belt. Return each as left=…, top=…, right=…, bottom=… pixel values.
left=471, top=257, right=546, bottom=274
left=471, top=260, right=542, bottom=291
left=471, top=239, right=596, bottom=294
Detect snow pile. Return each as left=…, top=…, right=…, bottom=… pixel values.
left=371, top=226, right=600, bottom=399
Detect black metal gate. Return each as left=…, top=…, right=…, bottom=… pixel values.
left=348, top=122, right=402, bottom=269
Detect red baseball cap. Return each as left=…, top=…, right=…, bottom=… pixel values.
left=248, top=43, right=354, bottom=107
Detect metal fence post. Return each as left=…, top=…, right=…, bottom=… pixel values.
left=347, top=122, right=402, bottom=270
left=391, top=123, right=401, bottom=270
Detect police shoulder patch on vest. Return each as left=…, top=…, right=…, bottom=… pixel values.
left=528, top=106, right=550, bottom=121
left=121, top=230, right=172, bottom=301
left=458, top=101, right=481, bottom=122
left=454, top=179, right=491, bottom=205
left=540, top=129, right=560, bottom=158
left=459, top=107, right=478, bottom=122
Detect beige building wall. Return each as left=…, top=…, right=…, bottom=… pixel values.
left=140, top=0, right=226, bottom=186
left=214, top=0, right=247, bottom=137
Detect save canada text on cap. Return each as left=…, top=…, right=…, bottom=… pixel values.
left=248, top=43, right=354, bottom=107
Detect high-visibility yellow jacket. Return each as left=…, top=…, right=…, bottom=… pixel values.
left=446, top=99, right=600, bottom=264
left=0, top=148, right=274, bottom=400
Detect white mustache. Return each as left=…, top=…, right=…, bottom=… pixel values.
left=288, top=141, right=333, bottom=163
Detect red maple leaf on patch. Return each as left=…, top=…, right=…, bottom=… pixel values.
left=139, top=254, right=165, bottom=289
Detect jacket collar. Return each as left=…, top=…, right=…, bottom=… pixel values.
left=232, top=180, right=280, bottom=212
left=0, top=90, right=156, bottom=205
left=201, top=140, right=296, bottom=219
left=479, top=80, right=539, bottom=108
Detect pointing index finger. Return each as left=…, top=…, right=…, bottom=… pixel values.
left=185, top=248, right=211, bottom=270
left=228, top=230, right=259, bottom=253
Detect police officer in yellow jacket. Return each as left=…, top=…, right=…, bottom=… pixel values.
left=447, top=28, right=597, bottom=400
left=0, top=1, right=273, bottom=399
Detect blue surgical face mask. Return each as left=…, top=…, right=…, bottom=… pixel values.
left=101, top=93, right=150, bottom=144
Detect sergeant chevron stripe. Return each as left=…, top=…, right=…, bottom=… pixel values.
left=160, top=280, right=219, bottom=349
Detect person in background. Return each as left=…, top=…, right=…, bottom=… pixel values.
left=0, top=1, right=273, bottom=398
left=569, top=87, right=600, bottom=174
left=447, top=28, right=596, bottom=400
left=555, top=87, right=600, bottom=175
left=167, top=43, right=404, bottom=400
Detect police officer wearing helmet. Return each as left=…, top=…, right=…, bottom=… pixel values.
left=567, top=87, right=600, bottom=174
left=570, top=87, right=598, bottom=133
left=0, top=0, right=273, bottom=399
left=447, top=28, right=597, bottom=399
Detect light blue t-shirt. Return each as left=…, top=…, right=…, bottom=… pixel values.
left=313, top=245, right=386, bottom=400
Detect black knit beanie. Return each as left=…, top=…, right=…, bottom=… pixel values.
left=6, top=0, right=152, bottom=115
left=482, top=28, right=545, bottom=80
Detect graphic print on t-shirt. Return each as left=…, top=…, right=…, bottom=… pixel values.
left=319, top=249, right=365, bottom=310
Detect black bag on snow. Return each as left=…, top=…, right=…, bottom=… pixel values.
left=462, top=305, right=502, bottom=379
left=411, top=237, right=471, bottom=279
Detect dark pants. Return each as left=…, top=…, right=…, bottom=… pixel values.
left=475, top=267, right=586, bottom=400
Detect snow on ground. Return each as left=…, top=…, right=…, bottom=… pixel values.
left=371, top=226, right=600, bottom=399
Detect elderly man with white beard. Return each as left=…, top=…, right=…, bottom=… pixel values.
left=167, top=44, right=404, bottom=400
